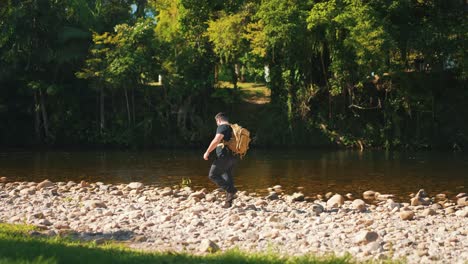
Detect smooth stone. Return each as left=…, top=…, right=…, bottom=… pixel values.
left=363, top=190, right=376, bottom=199
left=327, top=194, right=345, bottom=208
left=128, top=182, right=144, bottom=190
left=457, top=197, right=468, bottom=206
left=80, top=181, right=90, bottom=188
left=266, top=192, right=279, bottom=200
left=84, top=200, right=107, bottom=209
left=289, top=192, right=305, bottom=202
left=199, top=239, right=220, bottom=253
left=351, top=199, right=366, bottom=212
left=354, top=231, right=379, bottom=244
left=311, top=204, right=324, bottom=215
left=272, top=185, right=282, bottom=190
left=455, top=208, right=468, bottom=217
left=37, top=180, right=54, bottom=190
left=399, top=210, right=415, bottom=220
left=421, top=208, right=437, bottom=217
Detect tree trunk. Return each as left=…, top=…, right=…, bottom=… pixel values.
left=39, top=88, right=50, bottom=140
left=214, top=64, right=219, bottom=84
left=100, top=86, right=105, bottom=134
left=124, top=87, right=131, bottom=126
left=34, top=91, right=42, bottom=142
left=320, top=45, right=332, bottom=123
left=231, top=64, right=238, bottom=90
left=135, top=0, right=147, bottom=18
left=132, top=86, right=136, bottom=126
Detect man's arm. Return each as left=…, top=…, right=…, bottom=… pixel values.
left=203, top=133, right=224, bottom=160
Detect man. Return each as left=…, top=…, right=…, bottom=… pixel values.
left=203, top=112, right=238, bottom=208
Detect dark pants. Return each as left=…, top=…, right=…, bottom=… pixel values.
left=208, top=153, right=238, bottom=193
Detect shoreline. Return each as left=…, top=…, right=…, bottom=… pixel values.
left=1, top=179, right=467, bottom=263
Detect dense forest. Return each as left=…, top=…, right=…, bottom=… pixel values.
left=1, top=0, right=467, bottom=150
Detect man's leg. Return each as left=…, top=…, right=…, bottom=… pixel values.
left=223, top=156, right=238, bottom=207
left=208, top=158, right=230, bottom=191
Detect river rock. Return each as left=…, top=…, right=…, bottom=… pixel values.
left=288, top=192, right=305, bottom=202
left=189, top=191, right=205, bottom=199
left=205, top=194, right=216, bottom=202
left=311, top=203, right=324, bottom=215
left=375, top=194, right=395, bottom=201
left=363, top=190, right=376, bottom=200
left=327, top=194, right=344, bottom=208
left=272, top=185, right=282, bottom=191
left=160, top=188, right=173, bottom=196
left=416, top=189, right=428, bottom=198
left=266, top=192, right=279, bottom=200
left=354, top=231, right=379, bottom=244
left=345, top=193, right=354, bottom=200
left=351, top=199, right=366, bottom=212
left=199, top=239, right=220, bottom=253
left=84, top=200, right=107, bottom=209
left=421, top=208, right=436, bottom=217
left=80, top=180, right=90, bottom=188
left=37, top=180, right=54, bottom=190
left=399, top=210, right=415, bottom=220
left=456, top=193, right=467, bottom=198
left=128, top=182, right=144, bottom=190
left=0, top=177, right=7, bottom=183
left=455, top=208, right=468, bottom=217
left=445, top=207, right=456, bottom=214
left=20, top=188, right=36, bottom=195
left=110, top=190, right=123, bottom=196
left=457, top=197, right=468, bottom=206
left=411, top=197, right=430, bottom=206
left=325, top=192, right=334, bottom=199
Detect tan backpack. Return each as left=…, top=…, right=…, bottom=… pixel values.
left=225, top=124, right=251, bottom=159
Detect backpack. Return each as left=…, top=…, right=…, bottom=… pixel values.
left=225, top=124, right=251, bottom=159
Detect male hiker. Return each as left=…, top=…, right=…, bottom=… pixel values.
left=203, top=112, right=238, bottom=208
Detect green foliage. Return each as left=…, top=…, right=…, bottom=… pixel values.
left=0, top=0, right=467, bottom=149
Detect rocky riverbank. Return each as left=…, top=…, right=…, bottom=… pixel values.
left=0, top=178, right=467, bottom=263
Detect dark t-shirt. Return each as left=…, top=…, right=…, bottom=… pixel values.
left=215, top=124, right=233, bottom=157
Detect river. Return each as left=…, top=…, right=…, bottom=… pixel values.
left=0, top=149, right=466, bottom=200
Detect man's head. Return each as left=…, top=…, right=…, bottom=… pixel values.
left=215, top=112, right=229, bottom=126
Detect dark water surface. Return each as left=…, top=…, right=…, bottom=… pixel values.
left=0, top=150, right=467, bottom=199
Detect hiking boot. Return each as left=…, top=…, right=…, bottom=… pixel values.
left=226, top=191, right=236, bottom=203
left=222, top=200, right=233, bottom=208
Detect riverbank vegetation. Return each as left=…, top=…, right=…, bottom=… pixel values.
left=0, top=223, right=356, bottom=264
left=1, top=0, right=466, bottom=150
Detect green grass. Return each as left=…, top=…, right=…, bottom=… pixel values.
left=0, top=223, right=365, bottom=264
left=217, top=81, right=270, bottom=104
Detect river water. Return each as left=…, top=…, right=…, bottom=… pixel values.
left=0, top=150, right=466, bottom=199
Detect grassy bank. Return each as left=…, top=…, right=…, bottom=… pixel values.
left=0, top=223, right=358, bottom=264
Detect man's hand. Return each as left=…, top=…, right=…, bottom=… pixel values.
left=203, top=152, right=210, bottom=160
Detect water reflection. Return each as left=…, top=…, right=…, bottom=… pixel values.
left=0, top=150, right=466, bottom=199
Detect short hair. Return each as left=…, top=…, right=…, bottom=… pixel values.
left=214, top=112, right=229, bottom=122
